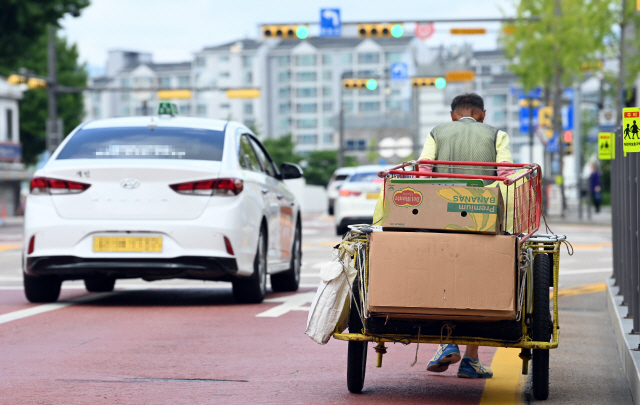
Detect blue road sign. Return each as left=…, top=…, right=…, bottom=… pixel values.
left=520, top=105, right=539, bottom=134
left=562, top=104, right=573, bottom=131
left=390, top=62, right=408, bottom=81
left=320, top=8, right=341, bottom=37
left=546, top=133, right=559, bottom=153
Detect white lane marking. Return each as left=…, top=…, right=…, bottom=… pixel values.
left=255, top=292, right=316, bottom=318
left=560, top=268, right=612, bottom=275
left=0, top=292, right=117, bottom=325
left=0, top=276, right=22, bottom=281
left=302, top=229, right=320, bottom=235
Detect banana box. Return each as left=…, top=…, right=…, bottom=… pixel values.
left=382, top=179, right=504, bottom=235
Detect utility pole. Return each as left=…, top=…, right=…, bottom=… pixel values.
left=528, top=97, right=534, bottom=163
left=338, top=81, right=345, bottom=169
left=46, top=25, right=61, bottom=153
left=617, top=0, right=627, bottom=128
left=574, top=83, right=583, bottom=219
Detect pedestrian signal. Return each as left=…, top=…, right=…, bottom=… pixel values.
left=262, top=25, right=309, bottom=39
left=622, top=107, right=640, bottom=153
left=598, top=132, right=614, bottom=160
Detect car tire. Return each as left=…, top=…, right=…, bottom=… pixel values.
left=233, top=225, right=267, bottom=304
left=84, top=276, right=116, bottom=293
left=271, top=223, right=301, bottom=292
left=23, top=273, right=62, bottom=303
left=328, top=205, right=334, bottom=216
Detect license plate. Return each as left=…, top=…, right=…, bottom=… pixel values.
left=366, top=193, right=379, bottom=199
left=93, top=237, right=162, bottom=252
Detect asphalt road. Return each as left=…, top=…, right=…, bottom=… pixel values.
left=0, top=216, right=632, bottom=404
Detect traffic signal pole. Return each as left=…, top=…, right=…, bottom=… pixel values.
left=46, top=25, right=59, bottom=153
left=338, top=72, right=345, bottom=169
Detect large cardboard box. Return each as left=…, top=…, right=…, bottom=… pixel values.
left=367, top=231, right=518, bottom=321
left=383, top=180, right=504, bottom=235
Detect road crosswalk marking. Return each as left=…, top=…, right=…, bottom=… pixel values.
left=255, top=292, right=315, bottom=317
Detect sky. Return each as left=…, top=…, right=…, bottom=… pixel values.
left=60, top=0, right=516, bottom=75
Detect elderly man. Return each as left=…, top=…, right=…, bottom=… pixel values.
left=421, top=92, right=514, bottom=379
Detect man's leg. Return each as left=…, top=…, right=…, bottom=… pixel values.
left=457, top=345, right=493, bottom=378
left=464, top=345, right=479, bottom=361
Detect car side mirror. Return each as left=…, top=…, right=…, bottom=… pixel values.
left=280, top=162, right=303, bottom=180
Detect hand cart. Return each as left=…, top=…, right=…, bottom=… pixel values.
left=332, top=160, right=567, bottom=401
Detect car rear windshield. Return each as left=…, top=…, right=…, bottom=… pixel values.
left=56, top=127, right=226, bottom=161
left=348, top=172, right=380, bottom=182
left=335, top=174, right=349, bottom=181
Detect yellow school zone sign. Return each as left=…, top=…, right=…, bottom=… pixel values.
left=622, top=107, right=640, bottom=153
left=598, top=132, right=615, bottom=160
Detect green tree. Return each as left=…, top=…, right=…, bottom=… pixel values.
left=18, top=33, right=87, bottom=165
left=503, top=0, right=615, bottom=212
left=303, top=151, right=358, bottom=186
left=262, top=134, right=301, bottom=167
left=0, top=0, right=89, bottom=75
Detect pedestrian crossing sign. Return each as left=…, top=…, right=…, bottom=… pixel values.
left=598, top=132, right=614, bottom=160
left=622, top=107, right=640, bottom=153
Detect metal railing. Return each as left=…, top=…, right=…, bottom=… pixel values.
left=611, top=127, right=640, bottom=333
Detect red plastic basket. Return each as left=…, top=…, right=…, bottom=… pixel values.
left=378, top=160, right=543, bottom=243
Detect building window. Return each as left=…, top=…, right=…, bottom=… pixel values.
left=121, top=106, right=130, bottom=116
left=218, top=55, right=229, bottom=62
left=178, top=76, right=190, bottom=87
left=219, top=71, right=230, bottom=78
left=295, top=55, right=317, bottom=66
left=358, top=53, right=380, bottom=64
left=244, top=102, right=254, bottom=115
left=322, top=54, right=332, bottom=65
left=91, top=91, right=100, bottom=102
left=244, top=71, right=253, bottom=84
left=159, top=77, right=171, bottom=89
left=322, top=86, right=332, bottom=97
left=296, top=72, right=317, bottom=82
left=277, top=56, right=290, bottom=66
left=322, top=70, right=332, bottom=81
left=296, top=87, right=317, bottom=98
left=278, top=71, right=291, bottom=82
left=385, top=52, right=402, bottom=63
left=92, top=106, right=101, bottom=118
left=242, top=55, right=253, bottom=68
left=493, top=110, right=507, bottom=122
left=322, top=117, right=333, bottom=127
left=296, top=103, right=317, bottom=113
left=278, top=118, right=291, bottom=130
left=346, top=140, right=367, bottom=151
left=297, top=119, right=318, bottom=129
left=481, top=65, right=491, bottom=74
left=359, top=101, right=380, bottom=112
left=279, top=87, right=291, bottom=98
left=342, top=53, right=353, bottom=64
left=179, top=104, right=190, bottom=115
left=386, top=100, right=401, bottom=111
left=493, top=94, right=507, bottom=107
left=323, top=132, right=333, bottom=144
left=279, top=103, right=291, bottom=114
left=342, top=101, right=354, bottom=112
left=121, top=78, right=131, bottom=88
left=120, top=92, right=130, bottom=102
left=195, top=56, right=206, bottom=67
left=358, top=87, right=379, bottom=96
left=220, top=103, right=230, bottom=109
left=357, top=69, right=376, bottom=77
left=244, top=119, right=255, bottom=127
left=196, top=104, right=207, bottom=116
left=323, top=101, right=333, bottom=112
left=297, top=134, right=318, bottom=145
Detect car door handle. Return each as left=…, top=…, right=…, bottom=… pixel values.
left=261, top=188, right=269, bottom=194
left=276, top=194, right=284, bottom=199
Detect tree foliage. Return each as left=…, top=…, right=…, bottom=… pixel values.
left=19, top=33, right=87, bottom=165
left=302, top=151, right=358, bottom=186
left=262, top=135, right=300, bottom=167
left=0, top=0, right=90, bottom=75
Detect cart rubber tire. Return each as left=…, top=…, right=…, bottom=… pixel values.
left=270, top=222, right=301, bottom=292
left=347, top=276, right=367, bottom=393
left=24, top=273, right=61, bottom=303
left=84, top=276, right=116, bottom=292
left=232, top=226, right=267, bottom=304
left=532, top=253, right=552, bottom=401
left=546, top=253, right=555, bottom=288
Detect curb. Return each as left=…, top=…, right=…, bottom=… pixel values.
left=607, top=279, right=640, bottom=404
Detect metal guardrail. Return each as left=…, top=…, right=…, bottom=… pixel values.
left=611, top=127, right=640, bottom=334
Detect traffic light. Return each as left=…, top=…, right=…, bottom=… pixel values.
left=562, top=130, right=573, bottom=155
left=262, top=25, right=309, bottom=39
left=27, top=77, right=48, bottom=90
left=7, top=74, right=27, bottom=85
left=357, top=23, right=404, bottom=38
left=538, top=106, right=553, bottom=138
left=342, top=78, right=378, bottom=90
left=411, top=77, right=447, bottom=89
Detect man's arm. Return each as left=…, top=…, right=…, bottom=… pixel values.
left=496, top=130, right=514, bottom=177
left=418, top=133, right=436, bottom=173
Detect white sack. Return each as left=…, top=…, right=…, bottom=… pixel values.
left=305, top=245, right=358, bottom=344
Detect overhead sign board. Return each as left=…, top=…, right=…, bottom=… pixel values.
left=390, top=62, right=408, bottom=81
left=450, top=28, right=486, bottom=35
left=598, top=132, right=615, bottom=160
left=520, top=106, right=539, bottom=134
left=226, top=88, right=261, bottom=99
left=320, top=8, right=341, bottom=37
left=157, top=90, right=192, bottom=100
left=623, top=107, right=640, bottom=153
left=445, top=70, right=475, bottom=82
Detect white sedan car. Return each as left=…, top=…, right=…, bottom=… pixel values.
left=23, top=112, right=303, bottom=304
left=334, top=165, right=388, bottom=235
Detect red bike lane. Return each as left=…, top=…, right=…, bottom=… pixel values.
left=0, top=287, right=496, bottom=404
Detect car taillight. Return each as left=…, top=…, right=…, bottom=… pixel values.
left=224, top=236, right=234, bottom=255
left=28, top=235, right=35, bottom=254
left=339, top=189, right=362, bottom=197
left=30, top=177, right=91, bottom=195
left=169, top=178, right=243, bottom=196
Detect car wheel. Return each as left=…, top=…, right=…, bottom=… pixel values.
left=328, top=205, right=334, bottom=216
left=233, top=225, right=267, bottom=303
left=271, top=223, right=301, bottom=292
left=23, top=273, right=62, bottom=303
left=84, top=276, right=116, bottom=292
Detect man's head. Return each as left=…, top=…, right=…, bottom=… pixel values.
left=450, top=93, right=486, bottom=122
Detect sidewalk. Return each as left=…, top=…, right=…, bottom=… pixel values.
left=545, top=205, right=611, bottom=227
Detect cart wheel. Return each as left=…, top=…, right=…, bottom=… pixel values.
left=532, top=253, right=552, bottom=401
left=546, top=253, right=555, bottom=288
left=347, top=277, right=367, bottom=393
